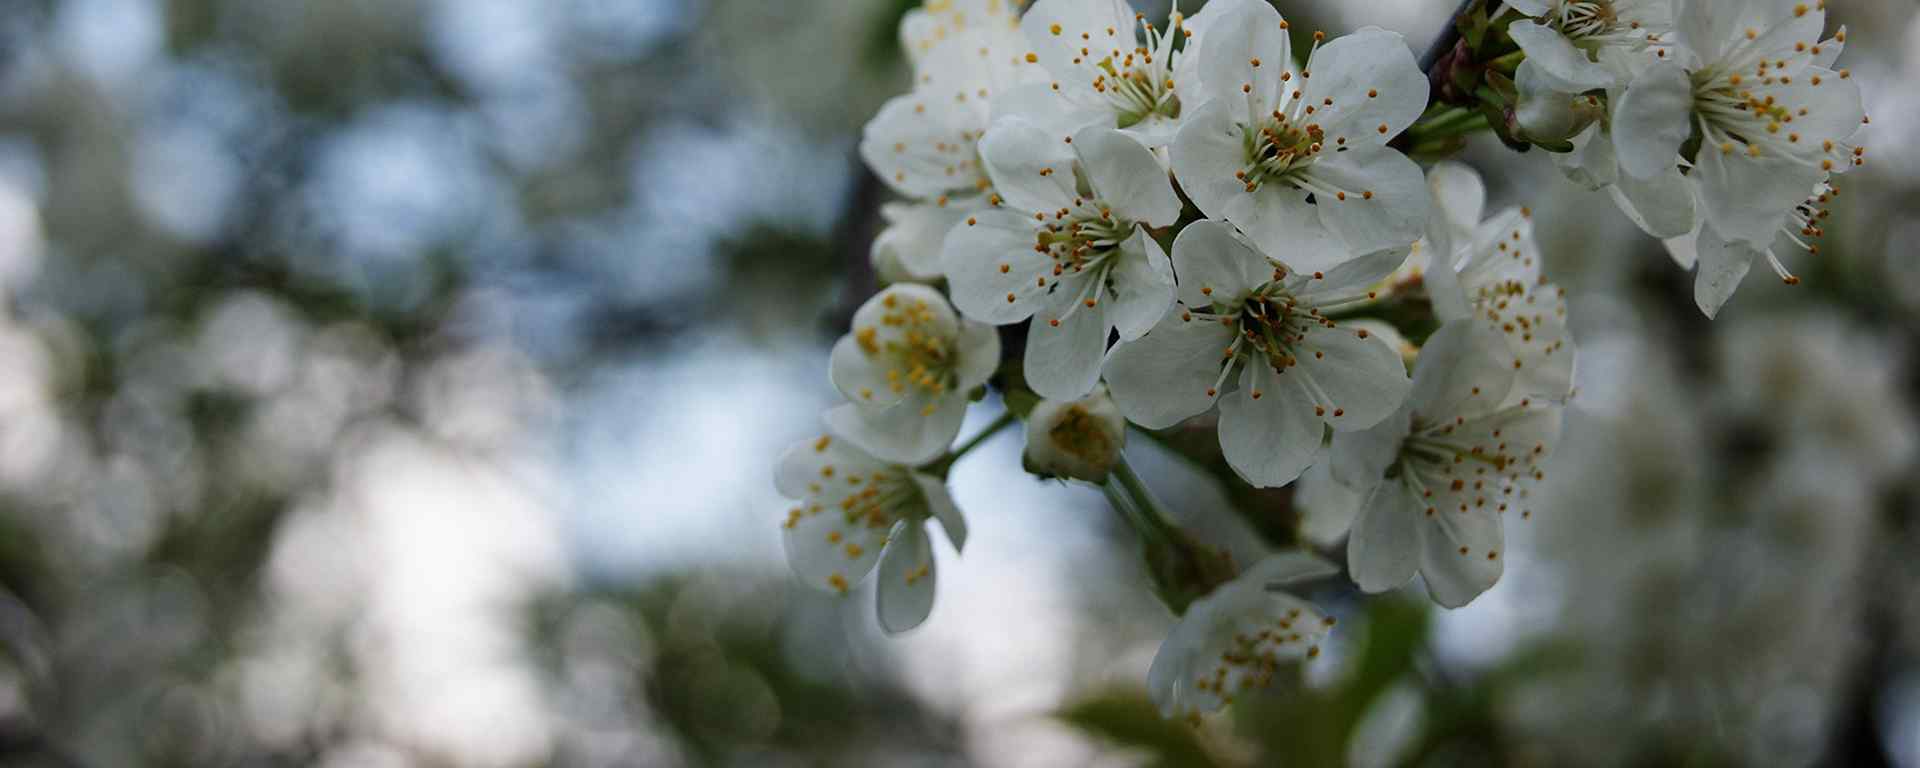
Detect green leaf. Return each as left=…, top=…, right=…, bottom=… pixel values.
left=1056, top=689, right=1224, bottom=768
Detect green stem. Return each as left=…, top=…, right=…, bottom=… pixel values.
left=952, top=411, right=1015, bottom=459
left=1111, top=455, right=1174, bottom=533
left=1100, top=477, right=1156, bottom=542
left=1105, top=453, right=1239, bottom=614
left=1486, top=49, right=1526, bottom=73
left=1409, top=108, right=1486, bottom=140
left=923, top=410, right=1016, bottom=478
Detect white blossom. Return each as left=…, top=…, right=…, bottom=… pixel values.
left=943, top=121, right=1180, bottom=400
left=1421, top=163, right=1575, bottom=402
left=1661, top=179, right=1835, bottom=316
left=1000, top=0, right=1198, bottom=147
left=1506, top=0, right=1673, bottom=94
left=827, top=284, right=1001, bottom=464
left=1610, top=0, right=1859, bottom=249
left=1332, top=321, right=1564, bottom=608
left=775, top=432, right=967, bottom=633
left=1169, top=2, right=1430, bottom=267
left=899, top=0, right=1023, bottom=65
left=862, top=3, right=1041, bottom=280
left=1023, top=385, right=1126, bottom=482
left=1146, top=552, right=1338, bottom=720
left=1104, top=220, right=1411, bottom=488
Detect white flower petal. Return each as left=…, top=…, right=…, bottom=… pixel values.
left=825, top=394, right=968, bottom=465
left=876, top=521, right=938, bottom=633
left=1693, top=145, right=1825, bottom=248
left=1024, top=287, right=1109, bottom=400
left=1169, top=99, right=1252, bottom=221
left=1103, top=310, right=1237, bottom=429
left=1107, top=228, right=1177, bottom=341
left=1425, top=161, right=1485, bottom=253
left=1194, top=0, right=1289, bottom=118
left=1506, top=0, right=1553, bottom=15
left=874, top=201, right=971, bottom=281
left=1021, top=0, right=1136, bottom=90
left=1347, top=476, right=1421, bottom=594
left=992, top=81, right=1112, bottom=144
left=781, top=493, right=890, bottom=593
left=1692, top=225, right=1759, bottom=318
left=1753, top=67, right=1864, bottom=153
left=1294, top=324, right=1413, bottom=431
left=1406, top=320, right=1515, bottom=422
left=774, top=433, right=879, bottom=500
left=1148, top=553, right=1334, bottom=718
left=943, top=208, right=1053, bottom=323
left=1424, top=241, right=1471, bottom=323
left=1675, top=0, right=1725, bottom=64
left=913, top=471, right=967, bottom=553
left=1554, top=123, right=1619, bottom=191
left=979, top=116, right=1077, bottom=215
left=1611, top=61, right=1693, bottom=180
left=1812, top=25, right=1846, bottom=69
left=1291, top=246, right=1412, bottom=304
left=1075, top=127, right=1182, bottom=227
left=1218, top=362, right=1325, bottom=487
left=1458, top=211, right=1575, bottom=401
left=1301, top=28, right=1429, bottom=146
left=1244, top=188, right=1354, bottom=274
left=1508, top=20, right=1616, bottom=92
left=1330, top=409, right=1411, bottom=491
left=1417, top=502, right=1504, bottom=608
left=853, top=283, right=960, bottom=340
left=831, top=333, right=905, bottom=407
left=861, top=93, right=981, bottom=198
left=1662, top=218, right=1703, bottom=270
left=1297, top=461, right=1365, bottom=546
left=955, top=318, right=1002, bottom=392
left=1608, top=163, right=1696, bottom=239
left=1170, top=219, right=1267, bottom=307
left=1302, top=145, right=1430, bottom=257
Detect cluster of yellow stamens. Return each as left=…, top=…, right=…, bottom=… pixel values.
left=1186, top=609, right=1333, bottom=710
left=1048, top=11, right=1186, bottom=129
left=1470, top=220, right=1571, bottom=368
left=1395, top=401, right=1554, bottom=545
left=1224, top=32, right=1383, bottom=204
left=781, top=435, right=923, bottom=595
left=1691, top=17, right=1861, bottom=170
left=1546, top=0, right=1667, bottom=49
left=1175, top=268, right=1373, bottom=411
left=1015, top=194, right=1136, bottom=325
left=856, top=293, right=958, bottom=415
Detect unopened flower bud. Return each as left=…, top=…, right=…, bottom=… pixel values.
left=1512, top=61, right=1603, bottom=145
left=1023, top=387, right=1125, bottom=482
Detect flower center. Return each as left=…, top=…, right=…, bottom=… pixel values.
left=1186, top=276, right=1346, bottom=399
left=1029, top=198, right=1137, bottom=324
left=857, top=297, right=959, bottom=403
left=1092, top=15, right=1183, bottom=128
left=1554, top=0, right=1622, bottom=41
left=1392, top=408, right=1550, bottom=524
left=1237, top=114, right=1325, bottom=193
left=1689, top=26, right=1860, bottom=169
left=1047, top=405, right=1116, bottom=462
left=1232, top=286, right=1318, bottom=371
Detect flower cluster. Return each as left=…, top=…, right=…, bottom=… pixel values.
left=1507, top=0, right=1864, bottom=315
left=773, top=0, right=1871, bottom=722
